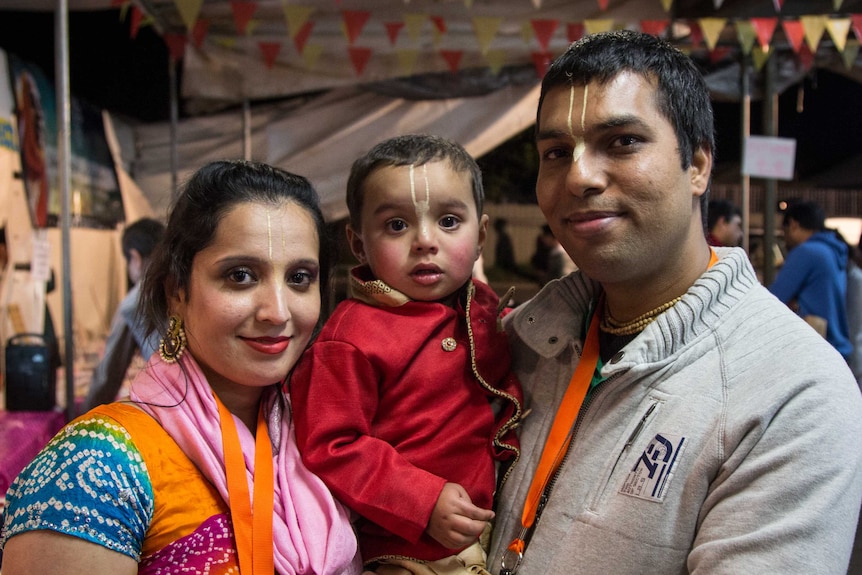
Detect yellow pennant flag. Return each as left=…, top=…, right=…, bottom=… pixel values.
left=302, top=44, right=323, bottom=69
left=404, top=13, right=427, bottom=43
left=584, top=19, right=614, bottom=35
left=699, top=17, right=727, bottom=51
left=735, top=19, right=757, bottom=55
left=282, top=4, right=314, bottom=38
left=842, top=38, right=859, bottom=68
left=174, top=0, right=203, bottom=31
left=834, top=0, right=844, bottom=9
left=800, top=15, right=828, bottom=53
left=397, top=49, right=419, bottom=75
left=751, top=45, right=770, bottom=70
left=485, top=49, right=506, bottom=74
left=464, top=0, right=474, bottom=7
left=826, top=17, right=851, bottom=53
left=214, top=37, right=237, bottom=49
left=246, top=19, right=260, bottom=36
left=660, top=0, right=673, bottom=12
left=473, top=16, right=502, bottom=55
left=521, top=21, right=533, bottom=44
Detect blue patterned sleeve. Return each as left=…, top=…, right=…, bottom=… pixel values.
left=0, top=413, right=155, bottom=561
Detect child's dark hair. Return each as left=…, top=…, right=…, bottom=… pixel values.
left=345, top=134, right=484, bottom=229
left=138, top=160, right=332, bottom=339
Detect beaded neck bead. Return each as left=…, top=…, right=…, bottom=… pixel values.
left=600, top=296, right=683, bottom=336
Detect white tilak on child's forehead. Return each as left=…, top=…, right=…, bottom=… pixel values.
left=569, top=84, right=588, bottom=163
left=409, top=163, right=431, bottom=235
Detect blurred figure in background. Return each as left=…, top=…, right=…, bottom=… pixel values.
left=706, top=199, right=742, bottom=248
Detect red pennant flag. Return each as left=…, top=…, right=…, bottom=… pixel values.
left=531, top=51, right=552, bottom=78
left=531, top=19, right=559, bottom=51
left=348, top=46, right=372, bottom=75
left=230, top=1, right=257, bottom=35
left=597, top=0, right=610, bottom=10
left=192, top=19, right=209, bottom=48
left=688, top=20, right=703, bottom=47
left=440, top=49, right=463, bottom=73
left=567, top=22, right=585, bottom=43
left=111, top=0, right=127, bottom=6
left=294, top=20, right=314, bottom=54
left=130, top=5, right=143, bottom=39
left=641, top=19, right=668, bottom=37
left=163, top=33, right=187, bottom=61
left=708, top=46, right=731, bottom=64
left=797, top=42, right=814, bottom=70
left=750, top=17, right=778, bottom=49
left=258, top=42, right=281, bottom=69
left=773, top=0, right=784, bottom=11
left=431, top=16, right=447, bottom=34
left=384, top=21, right=404, bottom=45
left=343, top=10, right=370, bottom=44
left=782, top=19, right=805, bottom=53
left=851, top=14, right=862, bottom=42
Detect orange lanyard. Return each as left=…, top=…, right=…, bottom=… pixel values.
left=216, top=395, right=275, bottom=575
left=501, top=249, right=719, bottom=574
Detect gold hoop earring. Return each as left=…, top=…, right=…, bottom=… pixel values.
left=159, top=315, right=187, bottom=363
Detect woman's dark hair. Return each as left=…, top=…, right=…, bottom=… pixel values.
left=138, top=160, right=333, bottom=339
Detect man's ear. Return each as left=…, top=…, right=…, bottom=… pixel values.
left=689, top=145, right=713, bottom=198
left=345, top=224, right=367, bottom=263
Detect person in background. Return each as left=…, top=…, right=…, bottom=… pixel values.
left=539, top=224, right=577, bottom=283
left=769, top=200, right=852, bottom=360
left=493, top=217, right=517, bottom=273
left=0, top=160, right=361, bottom=575
left=706, top=198, right=742, bottom=247
left=80, top=218, right=165, bottom=412
left=487, top=30, right=862, bottom=574
left=291, top=134, right=522, bottom=574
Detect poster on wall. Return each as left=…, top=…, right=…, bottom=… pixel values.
left=7, top=54, right=124, bottom=229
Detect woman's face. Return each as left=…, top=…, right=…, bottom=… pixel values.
left=171, top=200, right=321, bottom=398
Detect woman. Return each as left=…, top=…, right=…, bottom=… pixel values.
left=0, top=160, right=362, bottom=574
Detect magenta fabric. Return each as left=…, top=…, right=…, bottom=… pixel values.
left=0, top=409, right=65, bottom=497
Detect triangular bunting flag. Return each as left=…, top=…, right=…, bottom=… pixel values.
left=130, top=5, right=143, bottom=39
left=597, top=0, right=609, bottom=10
left=294, top=20, right=314, bottom=54
left=258, top=42, right=281, bottom=69
left=660, top=0, right=673, bottom=12
left=485, top=49, right=506, bottom=74
left=835, top=0, right=845, bottom=9
left=531, top=51, right=552, bottom=77
left=111, top=0, right=127, bottom=6
left=282, top=5, right=314, bottom=38
left=191, top=18, right=209, bottom=48
left=842, top=38, right=859, bottom=68
left=688, top=20, right=703, bottom=47
left=431, top=16, right=447, bottom=34
left=396, top=49, right=419, bottom=75
left=302, top=44, right=323, bottom=69
left=404, top=14, right=427, bottom=42
left=641, top=20, right=669, bottom=37
left=751, top=45, right=770, bottom=70
left=348, top=46, right=372, bottom=75
left=797, top=42, right=815, bottom=70
left=385, top=21, right=405, bottom=45
left=735, top=20, right=757, bottom=55
left=567, top=22, right=585, bottom=43
left=464, top=0, right=473, bottom=7
left=826, top=18, right=851, bottom=53
left=531, top=19, right=559, bottom=51
left=800, top=15, right=828, bottom=53
left=773, top=0, right=784, bottom=11
left=230, top=1, right=257, bottom=35
left=852, top=14, right=862, bottom=43
left=440, top=49, right=463, bottom=73
left=699, top=18, right=726, bottom=51
left=175, top=0, right=203, bottom=31
left=782, top=20, right=805, bottom=53
left=163, top=33, right=187, bottom=61
left=749, top=17, right=777, bottom=52
left=343, top=10, right=370, bottom=45
left=473, top=17, right=502, bottom=54
left=708, top=46, right=731, bottom=64
left=584, top=19, right=614, bottom=35
left=521, top=21, right=534, bottom=44
left=246, top=19, right=261, bottom=35
left=214, top=37, right=236, bottom=49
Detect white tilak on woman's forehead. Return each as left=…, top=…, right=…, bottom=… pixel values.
left=569, top=84, right=588, bottom=163
left=409, top=163, right=431, bottom=235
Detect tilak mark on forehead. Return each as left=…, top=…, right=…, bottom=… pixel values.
left=568, top=84, right=588, bottom=163
left=409, top=163, right=431, bottom=236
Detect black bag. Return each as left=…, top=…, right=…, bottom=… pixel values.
left=5, top=333, right=56, bottom=411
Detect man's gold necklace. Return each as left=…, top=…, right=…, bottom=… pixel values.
left=600, top=296, right=683, bottom=336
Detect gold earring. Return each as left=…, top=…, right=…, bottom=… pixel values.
left=159, top=315, right=187, bottom=363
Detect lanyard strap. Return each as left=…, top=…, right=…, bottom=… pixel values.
left=217, top=395, right=275, bottom=575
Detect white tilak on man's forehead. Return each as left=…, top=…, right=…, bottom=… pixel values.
left=409, top=163, right=431, bottom=235
left=569, top=84, right=588, bottom=163
left=266, top=209, right=273, bottom=261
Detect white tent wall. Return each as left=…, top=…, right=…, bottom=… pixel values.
left=124, top=81, right=541, bottom=223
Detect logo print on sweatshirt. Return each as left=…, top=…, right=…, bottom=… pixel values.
left=619, top=433, right=686, bottom=503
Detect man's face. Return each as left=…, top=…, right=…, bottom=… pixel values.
left=716, top=214, right=743, bottom=247
left=534, top=72, right=712, bottom=286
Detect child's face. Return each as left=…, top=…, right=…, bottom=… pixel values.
left=347, top=160, right=488, bottom=303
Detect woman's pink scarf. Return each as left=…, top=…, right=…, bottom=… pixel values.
left=130, top=353, right=361, bottom=575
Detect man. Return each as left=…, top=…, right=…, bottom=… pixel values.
left=769, top=200, right=852, bottom=360
left=487, top=30, right=862, bottom=574
left=706, top=198, right=742, bottom=247
left=80, top=218, right=164, bottom=412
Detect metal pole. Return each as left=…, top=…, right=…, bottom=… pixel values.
left=762, top=53, right=779, bottom=286
left=740, top=54, right=751, bottom=255
left=55, top=0, right=74, bottom=422
left=169, top=55, right=179, bottom=198
left=243, top=99, right=251, bottom=161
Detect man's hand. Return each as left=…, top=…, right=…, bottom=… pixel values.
left=427, top=482, right=494, bottom=549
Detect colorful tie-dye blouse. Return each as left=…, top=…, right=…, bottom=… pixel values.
left=1, top=403, right=239, bottom=573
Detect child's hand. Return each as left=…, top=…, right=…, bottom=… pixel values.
left=427, top=482, right=494, bottom=549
